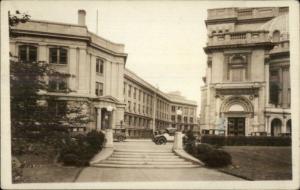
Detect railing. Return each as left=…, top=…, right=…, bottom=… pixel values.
left=207, top=31, right=270, bottom=47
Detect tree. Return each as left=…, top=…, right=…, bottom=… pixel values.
left=9, top=11, right=91, bottom=137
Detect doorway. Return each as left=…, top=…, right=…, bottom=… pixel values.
left=227, top=117, right=245, bottom=136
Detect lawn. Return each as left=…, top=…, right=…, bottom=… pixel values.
left=13, top=146, right=83, bottom=183
left=218, top=146, right=292, bottom=180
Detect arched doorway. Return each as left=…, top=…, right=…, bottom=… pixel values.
left=220, top=96, right=254, bottom=136
left=286, top=119, right=291, bottom=134
left=271, top=118, right=282, bottom=136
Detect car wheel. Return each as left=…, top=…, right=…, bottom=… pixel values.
left=158, top=138, right=166, bottom=145
left=154, top=138, right=161, bottom=145
left=118, top=136, right=125, bottom=142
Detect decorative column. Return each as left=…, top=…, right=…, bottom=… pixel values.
left=96, top=108, right=102, bottom=131
left=282, top=116, right=287, bottom=134
left=265, top=62, right=270, bottom=106
left=173, top=132, right=183, bottom=150
left=253, top=96, right=259, bottom=132
left=265, top=116, right=270, bottom=135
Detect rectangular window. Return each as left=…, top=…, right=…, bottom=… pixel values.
left=128, top=85, right=131, bottom=97
left=133, top=88, right=136, bottom=99
left=133, top=103, right=136, bottom=112
left=95, top=82, right=104, bottom=96
left=49, top=47, right=68, bottom=64
left=128, top=101, right=131, bottom=111
left=48, top=76, right=68, bottom=92
left=18, top=45, right=37, bottom=62
left=48, top=100, right=67, bottom=117
left=96, top=59, right=104, bottom=74
left=138, top=90, right=141, bottom=101
left=190, top=117, right=194, bottom=123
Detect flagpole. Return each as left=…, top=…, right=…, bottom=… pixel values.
left=96, top=9, right=99, bottom=35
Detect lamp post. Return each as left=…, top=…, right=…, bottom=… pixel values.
left=104, top=105, right=114, bottom=148
left=176, top=109, right=182, bottom=131
left=173, top=109, right=183, bottom=150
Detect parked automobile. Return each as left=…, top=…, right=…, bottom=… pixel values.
left=152, top=127, right=177, bottom=145
left=113, top=128, right=126, bottom=142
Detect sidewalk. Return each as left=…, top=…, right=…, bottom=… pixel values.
left=76, top=167, right=244, bottom=182
left=76, top=140, right=244, bottom=182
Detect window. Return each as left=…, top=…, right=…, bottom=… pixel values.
left=123, top=82, right=126, bottom=95
left=229, top=55, right=246, bottom=82
left=49, top=47, right=67, bottom=64
left=171, top=115, right=175, bottom=121
left=138, top=90, right=141, bottom=101
left=171, top=106, right=176, bottom=112
left=128, top=101, right=131, bottom=111
left=128, top=85, right=131, bottom=97
left=96, top=59, right=104, bottom=74
left=273, top=30, right=280, bottom=42
left=133, top=88, right=136, bottom=99
left=133, top=103, right=136, bottom=112
left=138, top=104, right=140, bottom=113
left=95, top=82, right=104, bottom=96
left=19, top=45, right=37, bottom=62
left=48, top=100, right=67, bottom=117
left=48, top=76, right=68, bottom=92
left=270, top=83, right=280, bottom=106
left=190, top=117, right=194, bottom=123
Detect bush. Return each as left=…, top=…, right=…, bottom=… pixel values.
left=59, top=130, right=105, bottom=166
left=183, top=130, right=196, bottom=154
left=184, top=142, right=232, bottom=168
left=202, top=149, right=232, bottom=168
left=201, top=135, right=291, bottom=146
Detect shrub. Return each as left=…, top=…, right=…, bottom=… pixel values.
left=202, top=149, right=232, bottom=168
left=59, top=130, right=105, bottom=166
left=201, top=135, right=291, bottom=146
left=183, top=130, right=196, bottom=154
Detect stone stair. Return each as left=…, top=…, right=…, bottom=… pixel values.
left=92, top=149, right=200, bottom=168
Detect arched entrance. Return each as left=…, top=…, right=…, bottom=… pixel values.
left=286, top=119, right=291, bottom=134
left=220, top=96, right=254, bottom=136
left=271, top=118, right=282, bottom=136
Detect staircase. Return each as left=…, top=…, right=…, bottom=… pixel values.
left=93, top=149, right=200, bottom=168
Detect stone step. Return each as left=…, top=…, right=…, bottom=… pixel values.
left=100, top=160, right=194, bottom=165
left=107, top=157, right=186, bottom=162
left=113, top=152, right=175, bottom=156
left=111, top=154, right=180, bottom=159
left=114, top=149, right=173, bottom=153
left=93, top=163, right=200, bottom=168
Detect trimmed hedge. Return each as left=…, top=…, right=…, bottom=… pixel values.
left=201, top=135, right=291, bottom=146
left=183, top=132, right=232, bottom=168
left=59, top=130, right=105, bottom=166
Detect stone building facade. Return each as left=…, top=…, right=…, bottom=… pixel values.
left=10, top=10, right=199, bottom=137
left=10, top=10, right=127, bottom=132
left=124, top=69, right=198, bottom=138
left=200, top=7, right=291, bottom=136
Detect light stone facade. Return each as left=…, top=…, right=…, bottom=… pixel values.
left=10, top=10, right=199, bottom=136
left=124, top=69, right=198, bottom=138
left=10, top=10, right=127, bottom=132
left=200, top=7, right=291, bottom=136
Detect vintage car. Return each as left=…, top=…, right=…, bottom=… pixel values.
left=113, top=128, right=127, bottom=142
left=152, top=127, right=177, bottom=145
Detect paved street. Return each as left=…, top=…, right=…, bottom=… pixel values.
left=75, top=140, right=244, bottom=182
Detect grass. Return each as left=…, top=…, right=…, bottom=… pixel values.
left=218, top=146, right=292, bottom=180
left=13, top=146, right=83, bottom=183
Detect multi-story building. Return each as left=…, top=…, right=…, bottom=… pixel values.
left=10, top=10, right=127, bottom=132
left=124, top=69, right=198, bottom=138
left=200, top=7, right=291, bottom=136
left=10, top=10, right=199, bottom=137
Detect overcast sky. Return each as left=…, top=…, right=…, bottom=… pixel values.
left=5, top=0, right=291, bottom=115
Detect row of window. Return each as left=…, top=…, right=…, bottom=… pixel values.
left=171, top=115, right=194, bottom=123
left=124, top=82, right=153, bottom=105
left=127, top=101, right=152, bottom=115
left=125, top=116, right=150, bottom=128
left=18, top=45, right=104, bottom=75
left=171, top=105, right=195, bottom=116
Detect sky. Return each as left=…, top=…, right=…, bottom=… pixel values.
left=5, top=0, right=290, bottom=115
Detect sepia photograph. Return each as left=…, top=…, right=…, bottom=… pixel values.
left=1, top=0, right=299, bottom=189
